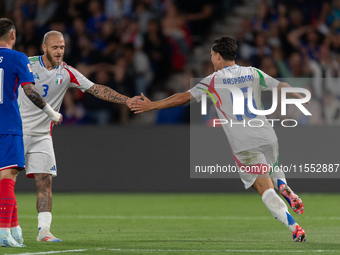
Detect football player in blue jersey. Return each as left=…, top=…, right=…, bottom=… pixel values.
left=0, top=18, right=62, bottom=247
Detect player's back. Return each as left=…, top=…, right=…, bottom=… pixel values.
left=215, top=65, right=278, bottom=152
left=0, top=47, right=34, bottom=135
left=214, top=65, right=265, bottom=120
left=191, top=64, right=279, bottom=153
left=0, top=48, right=22, bottom=135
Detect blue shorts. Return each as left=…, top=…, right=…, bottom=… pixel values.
left=0, top=134, right=25, bottom=171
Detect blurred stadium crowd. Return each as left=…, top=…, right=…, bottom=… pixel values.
left=1, top=0, right=340, bottom=126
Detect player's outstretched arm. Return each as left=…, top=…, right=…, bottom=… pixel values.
left=23, top=84, right=63, bottom=125
left=86, top=84, right=141, bottom=107
left=130, top=92, right=192, bottom=114
left=277, top=82, right=310, bottom=105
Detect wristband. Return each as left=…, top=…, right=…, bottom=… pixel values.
left=42, top=103, right=61, bottom=122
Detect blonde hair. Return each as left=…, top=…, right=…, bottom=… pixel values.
left=43, top=31, right=63, bottom=45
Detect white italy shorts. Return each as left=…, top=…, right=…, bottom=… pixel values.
left=233, top=141, right=279, bottom=189
left=23, top=134, right=57, bottom=178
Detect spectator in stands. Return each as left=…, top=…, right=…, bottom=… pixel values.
left=83, top=69, right=115, bottom=125
left=155, top=69, right=195, bottom=124
left=309, top=44, right=340, bottom=100
left=104, top=0, right=133, bottom=21
left=252, top=1, right=271, bottom=32
left=76, top=34, right=102, bottom=65
left=175, top=0, right=213, bottom=44
left=86, top=0, right=107, bottom=36
left=162, top=3, right=192, bottom=71
left=68, top=0, right=89, bottom=21
left=61, top=89, right=86, bottom=126
left=236, top=18, right=255, bottom=61
left=275, top=52, right=311, bottom=87
left=36, top=0, right=58, bottom=27
left=123, top=43, right=153, bottom=97
left=250, top=32, right=272, bottom=67
left=288, top=26, right=321, bottom=60
left=143, top=19, right=170, bottom=92
left=135, top=2, right=154, bottom=34
left=323, top=90, right=340, bottom=125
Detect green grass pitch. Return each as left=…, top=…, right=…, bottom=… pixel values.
left=2, top=193, right=340, bottom=255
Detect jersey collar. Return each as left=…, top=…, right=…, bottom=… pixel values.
left=223, top=64, right=238, bottom=69
left=39, top=56, right=58, bottom=69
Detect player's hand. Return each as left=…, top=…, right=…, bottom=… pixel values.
left=130, top=93, right=154, bottom=114
left=126, top=95, right=142, bottom=108
left=53, top=113, right=63, bottom=125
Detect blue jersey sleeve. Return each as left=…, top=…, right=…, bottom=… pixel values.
left=14, top=53, right=35, bottom=87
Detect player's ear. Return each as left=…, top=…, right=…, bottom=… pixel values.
left=42, top=43, right=47, bottom=53
left=10, top=30, right=15, bottom=41
left=217, top=52, right=221, bottom=60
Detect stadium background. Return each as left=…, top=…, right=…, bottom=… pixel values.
left=2, top=0, right=339, bottom=192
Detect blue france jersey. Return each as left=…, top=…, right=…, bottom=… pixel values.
left=0, top=47, right=34, bottom=135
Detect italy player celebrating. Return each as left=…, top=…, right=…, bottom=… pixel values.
left=130, top=37, right=307, bottom=242
left=0, top=19, right=62, bottom=247
left=18, top=31, right=139, bottom=242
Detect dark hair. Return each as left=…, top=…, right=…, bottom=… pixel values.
left=0, top=18, right=15, bottom=40
left=211, top=37, right=237, bottom=61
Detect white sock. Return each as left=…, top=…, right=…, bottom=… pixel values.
left=270, top=172, right=287, bottom=190
left=38, top=212, right=52, bottom=230
left=0, top=228, right=10, bottom=234
left=11, top=226, right=21, bottom=230
left=262, top=189, right=297, bottom=232
left=11, top=225, right=22, bottom=236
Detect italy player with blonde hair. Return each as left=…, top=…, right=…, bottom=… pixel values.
left=18, top=30, right=139, bottom=242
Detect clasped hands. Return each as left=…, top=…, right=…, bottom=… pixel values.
left=126, top=93, right=153, bottom=114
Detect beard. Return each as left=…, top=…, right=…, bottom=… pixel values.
left=46, top=49, right=62, bottom=67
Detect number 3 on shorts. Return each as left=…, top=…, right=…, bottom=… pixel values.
left=42, top=84, right=49, bottom=97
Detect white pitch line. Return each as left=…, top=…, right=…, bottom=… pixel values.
left=5, top=249, right=86, bottom=255
left=17, top=215, right=340, bottom=220
left=6, top=248, right=340, bottom=255
left=109, top=249, right=340, bottom=253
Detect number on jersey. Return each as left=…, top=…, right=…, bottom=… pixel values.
left=0, top=68, right=3, bottom=104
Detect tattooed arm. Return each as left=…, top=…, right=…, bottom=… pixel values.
left=86, top=84, right=139, bottom=107
left=22, top=83, right=46, bottom=109
left=22, top=83, right=63, bottom=125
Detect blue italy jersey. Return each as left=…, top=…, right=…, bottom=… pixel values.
left=0, top=47, right=34, bottom=135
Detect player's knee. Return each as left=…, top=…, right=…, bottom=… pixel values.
left=0, top=168, right=18, bottom=182
left=253, top=176, right=274, bottom=196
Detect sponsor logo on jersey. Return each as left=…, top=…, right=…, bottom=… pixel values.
left=34, top=73, right=40, bottom=80
left=50, top=165, right=56, bottom=171
left=27, top=63, right=33, bottom=72
left=46, top=75, right=51, bottom=78
left=56, top=74, right=63, bottom=85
